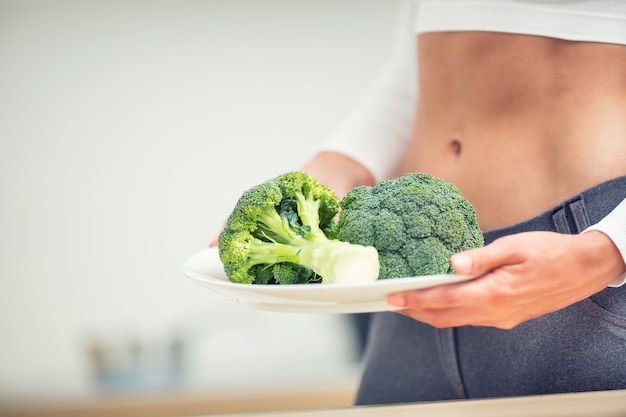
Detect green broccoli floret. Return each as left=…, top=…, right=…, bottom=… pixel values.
left=337, top=172, right=484, bottom=278
left=218, top=171, right=380, bottom=285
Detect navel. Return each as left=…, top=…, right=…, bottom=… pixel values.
left=450, top=140, right=462, bottom=156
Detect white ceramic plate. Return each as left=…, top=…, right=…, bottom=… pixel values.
left=183, top=247, right=477, bottom=314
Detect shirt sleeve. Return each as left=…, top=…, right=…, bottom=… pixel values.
left=317, top=0, right=418, bottom=182
left=584, top=198, right=626, bottom=287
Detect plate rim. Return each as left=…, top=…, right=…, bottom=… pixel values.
left=183, top=247, right=478, bottom=312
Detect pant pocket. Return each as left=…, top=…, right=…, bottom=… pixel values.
left=578, top=293, right=626, bottom=340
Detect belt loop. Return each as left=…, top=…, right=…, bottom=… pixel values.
left=552, top=205, right=570, bottom=234
left=569, top=198, right=590, bottom=233
left=551, top=196, right=590, bottom=235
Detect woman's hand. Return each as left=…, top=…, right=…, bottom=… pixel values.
left=387, top=230, right=625, bottom=329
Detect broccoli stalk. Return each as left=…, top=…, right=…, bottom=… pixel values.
left=218, top=172, right=379, bottom=285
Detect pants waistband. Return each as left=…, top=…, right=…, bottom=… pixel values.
left=483, top=176, right=626, bottom=245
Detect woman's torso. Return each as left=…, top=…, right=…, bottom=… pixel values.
left=400, top=31, right=626, bottom=231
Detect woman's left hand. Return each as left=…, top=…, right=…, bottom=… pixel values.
left=386, top=230, right=625, bottom=329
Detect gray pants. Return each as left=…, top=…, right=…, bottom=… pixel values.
left=356, top=176, right=626, bottom=405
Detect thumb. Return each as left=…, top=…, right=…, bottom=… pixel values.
left=451, top=240, right=518, bottom=276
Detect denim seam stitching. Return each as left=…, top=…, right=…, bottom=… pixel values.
left=435, top=329, right=466, bottom=398
left=578, top=299, right=626, bottom=330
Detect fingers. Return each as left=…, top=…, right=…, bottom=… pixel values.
left=386, top=239, right=518, bottom=310
left=388, top=275, right=488, bottom=309
left=387, top=237, right=527, bottom=313
left=394, top=306, right=472, bottom=328
left=388, top=278, right=525, bottom=329
left=386, top=270, right=519, bottom=324
left=386, top=232, right=600, bottom=329
left=451, top=237, right=523, bottom=276
left=389, top=280, right=498, bottom=327
left=395, top=306, right=524, bottom=330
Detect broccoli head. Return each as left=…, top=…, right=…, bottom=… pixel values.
left=337, top=172, right=484, bottom=278
left=218, top=171, right=380, bottom=285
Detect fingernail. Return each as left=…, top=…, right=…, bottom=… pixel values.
left=387, top=294, right=406, bottom=307
left=452, top=253, right=472, bottom=273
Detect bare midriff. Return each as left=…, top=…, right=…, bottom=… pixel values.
left=400, top=31, right=626, bottom=231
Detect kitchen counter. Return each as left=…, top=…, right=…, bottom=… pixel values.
left=209, top=389, right=626, bottom=417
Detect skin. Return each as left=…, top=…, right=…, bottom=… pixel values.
left=300, top=32, right=626, bottom=329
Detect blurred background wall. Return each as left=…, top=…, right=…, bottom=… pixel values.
left=0, top=0, right=399, bottom=414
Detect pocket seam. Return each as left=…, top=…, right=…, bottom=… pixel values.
left=578, top=298, right=626, bottom=330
